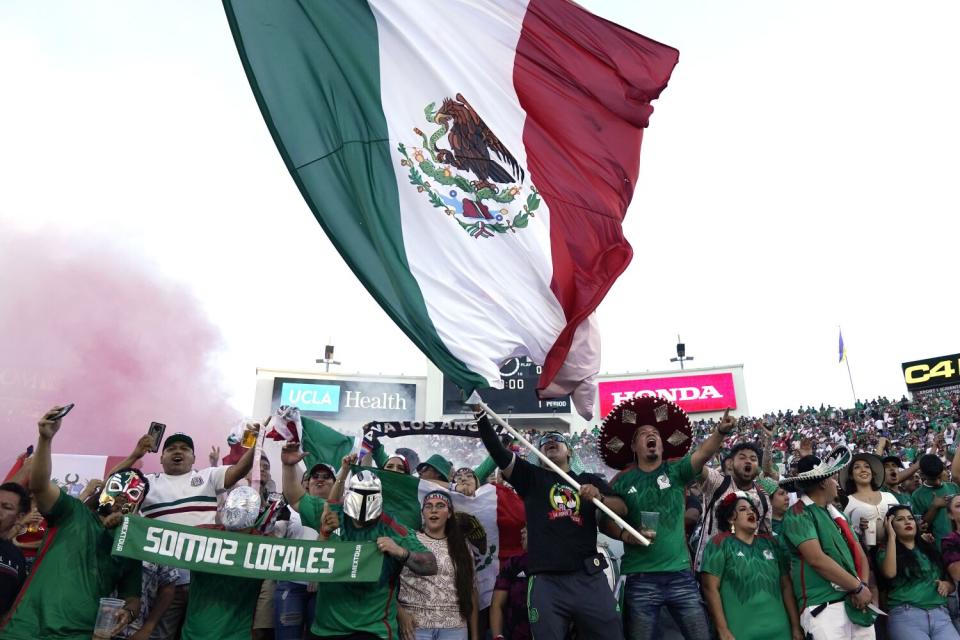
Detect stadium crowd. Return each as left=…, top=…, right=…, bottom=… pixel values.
left=0, top=388, right=958, bottom=640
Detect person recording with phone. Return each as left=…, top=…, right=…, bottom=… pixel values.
left=111, top=419, right=261, bottom=640
left=1, top=406, right=147, bottom=640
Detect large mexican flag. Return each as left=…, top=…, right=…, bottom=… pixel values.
left=223, top=0, right=678, bottom=419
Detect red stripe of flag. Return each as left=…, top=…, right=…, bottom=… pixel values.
left=515, top=0, right=678, bottom=397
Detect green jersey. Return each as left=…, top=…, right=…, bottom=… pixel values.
left=181, top=571, right=262, bottom=639
left=1, top=489, right=141, bottom=640
left=892, top=491, right=913, bottom=509
left=911, top=482, right=960, bottom=549
left=877, top=547, right=946, bottom=610
left=771, top=517, right=784, bottom=537
left=781, top=500, right=857, bottom=609
left=612, top=455, right=695, bottom=574
left=300, top=496, right=428, bottom=639
left=701, top=533, right=792, bottom=640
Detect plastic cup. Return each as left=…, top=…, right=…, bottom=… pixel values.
left=241, top=425, right=258, bottom=449
left=640, top=511, right=659, bottom=541
left=92, top=597, right=125, bottom=639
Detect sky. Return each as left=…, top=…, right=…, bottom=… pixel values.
left=1, top=0, right=958, bottom=456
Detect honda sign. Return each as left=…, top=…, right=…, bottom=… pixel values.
left=598, top=373, right=737, bottom=417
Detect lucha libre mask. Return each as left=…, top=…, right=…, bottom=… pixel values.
left=220, top=485, right=262, bottom=531
left=98, top=469, right=148, bottom=516
left=343, top=471, right=383, bottom=524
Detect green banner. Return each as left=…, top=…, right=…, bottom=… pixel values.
left=112, top=516, right=383, bottom=583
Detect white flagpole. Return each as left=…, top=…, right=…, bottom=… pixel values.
left=478, top=400, right=650, bottom=546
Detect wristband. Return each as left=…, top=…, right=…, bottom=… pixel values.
left=619, top=529, right=627, bottom=542
left=402, top=549, right=411, bottom=564
left=849, top=581, right=866, bottom=595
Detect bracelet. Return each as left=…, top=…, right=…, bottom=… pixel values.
left=402, top=549, right=411, bottom=564
left=849, top=581, right=866, bottom=595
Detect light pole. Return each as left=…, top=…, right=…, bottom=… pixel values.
left=315, top=344, right=341, bottom=372
left=669, top=335, right=694, bottom=370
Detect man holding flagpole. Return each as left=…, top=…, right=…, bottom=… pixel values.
left=474, top=405, right=627, bottom=640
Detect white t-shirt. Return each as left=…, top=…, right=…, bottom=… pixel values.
left=693, top=466, right=772, bottom=571
left=843, top=492, right=899, bottom=547
left=140, top=466, right=228, bottom=527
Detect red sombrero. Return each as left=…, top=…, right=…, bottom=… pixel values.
left=598, top=396, right=693, bottom=469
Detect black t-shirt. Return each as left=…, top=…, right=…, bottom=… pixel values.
left=508, top=458, right=612, bottom=574
left=684, top=493, right=703, bottom=537
left=0, top=538, right=27, bottom=616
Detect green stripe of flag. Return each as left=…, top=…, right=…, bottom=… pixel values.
left=223, top=0, right=486, bottom=394
left=356, top=465, right=423, bottom=532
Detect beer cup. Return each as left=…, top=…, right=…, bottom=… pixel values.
left=241, top=424, right=258, bottom=449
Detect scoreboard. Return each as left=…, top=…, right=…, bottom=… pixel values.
left=442, top=356, right=571, bottom=414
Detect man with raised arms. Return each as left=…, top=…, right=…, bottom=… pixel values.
left=2, top=407, right=148, bottom=640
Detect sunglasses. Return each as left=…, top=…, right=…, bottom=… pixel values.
left=309, top=472, right=334, bottom=481
left=539, top=433, right=566, bottom=447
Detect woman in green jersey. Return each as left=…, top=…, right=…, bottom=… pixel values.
left=879, top=505, right=959, bottom=639
left=701, top=492, right=802, bottom=640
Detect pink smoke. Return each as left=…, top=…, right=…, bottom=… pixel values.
left=0, top=228, right=241, bottom=475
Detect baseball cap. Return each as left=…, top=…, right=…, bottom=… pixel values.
left=307, top=463, right=336, bottom=479
left=162, top=432, right=194, bottom=452
left=881, top=455, right=904, bottom=468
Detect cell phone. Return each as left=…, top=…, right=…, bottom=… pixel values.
left=49, top=403, right=75, bottom=421
left=148, top=422, right=167, bottom=453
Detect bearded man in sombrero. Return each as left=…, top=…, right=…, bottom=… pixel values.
left=780, top=450, right=876, bottom=640
left=597, top=397, right=733, bottom=640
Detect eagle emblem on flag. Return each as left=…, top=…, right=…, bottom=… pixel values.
left=397, top=93, right=541, bottom=239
